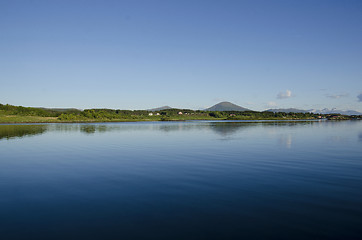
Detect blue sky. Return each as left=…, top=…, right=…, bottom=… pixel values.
left=1, top=0, right=362, bottom=111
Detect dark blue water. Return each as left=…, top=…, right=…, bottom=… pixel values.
left=1, top=121, right=362, bottom=240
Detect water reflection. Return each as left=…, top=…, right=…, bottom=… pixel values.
left=209, top=121, right=317, bottom=138
left=80, top=125, right=96, bottom=134
left=0, top=120, right=323, bottom=140
left=278, top=134, right=293, bottom=149
left=208, top=122, right=255, bottom=137
left=0, top=124, right=47, bottom=140
left=1, top=121, right=362, bottom=240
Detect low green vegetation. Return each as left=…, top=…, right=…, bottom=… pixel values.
left=0, top=114, right=58, bottom=123
left=0, top=103, right=361, bottom=123
left=56, top=108, right=218, bottom=122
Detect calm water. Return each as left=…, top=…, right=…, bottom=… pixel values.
left=1, top=120, right=362, bottom=240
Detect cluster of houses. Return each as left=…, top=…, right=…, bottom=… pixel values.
left=148, top=112, right=185, bottom=116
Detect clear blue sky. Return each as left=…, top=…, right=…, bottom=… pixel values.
left=1, top=0, right=362, bottom=111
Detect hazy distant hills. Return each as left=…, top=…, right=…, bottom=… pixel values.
left=267, top=108, right=362, bottom=115
left=147, top=106, right=173, bottom=112
left=40, top=107, right=80, bottom=112
left=148, top=102, right=252, bottom=112
left=205, top=101, right=251, bottom=111
left=309, top=108, right=362, bottom=115
left=266, top=108, right=309, bottom=113
left=148, top=103, right=361, bottom=115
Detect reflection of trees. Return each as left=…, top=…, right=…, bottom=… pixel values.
left=0, top=120, right=322, bottom=139
left=208, top=122, right=255, bottom=137
left=254, top=120, right=316, bottom=128
left=51, top=124, right=79, bottom=132
left=47, top=124, right=119, bottom=134
left=80, top=125, right=96, bottom=134
left=58, top=121, right=321, bottom=137
left=80, top=125, right=111, bottom=134
left=208, top=120, right=318, bottom=137
left=79, top=124, right=126, bottom=134
left=157, top=123, right=192, bottom=132
left=0, top=125, right=47, bottom=140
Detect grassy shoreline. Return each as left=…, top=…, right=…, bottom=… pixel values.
left=0, top=115, right=222, bottom=124
left=1, top=103, right=360, bottom=124
left=0, top=114, right=324, bottom=124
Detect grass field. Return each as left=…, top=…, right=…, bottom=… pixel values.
left=0, top=115, right=59, bottom=123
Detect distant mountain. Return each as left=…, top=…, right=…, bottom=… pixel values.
left=267, top=107, right=362, bottom=115
left=40, top=107, right=81, bottom=112
left=205, top=101, right=251, bottom=111
left=147, top=106, right=173, bottom=112
left=309, top=108, right=362, bottom=115
left=266, top=108, right=309, bottom=113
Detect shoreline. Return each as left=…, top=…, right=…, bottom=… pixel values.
left=0, top=118, right=329, bottom=125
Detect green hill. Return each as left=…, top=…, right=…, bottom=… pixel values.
left=205, top=101, right=250, bottom=111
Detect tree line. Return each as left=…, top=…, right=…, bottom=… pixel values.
left=0, top=104, right=80, bottom=117
left=1, top=103, right=361, bottom=121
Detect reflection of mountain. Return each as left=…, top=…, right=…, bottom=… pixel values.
left=76, top=122, right=254, bottom=136
left=209, top=120, right=318, bottom=137
left=74, top=121, right=319, bottom=137
left=208, top=122, right=255, bottom=137
left=0, top=121, right=321, bottom=139
left=0, top=125, right=47, bottom=140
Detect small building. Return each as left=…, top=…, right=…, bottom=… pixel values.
left=178, top=112, right=183, bottom=115
left=148, top=113, right=153, bottom=116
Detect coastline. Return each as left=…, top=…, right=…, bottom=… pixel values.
left=2, top=103, right=359, bottom=124
left=0, top=117, right=328, bottom=125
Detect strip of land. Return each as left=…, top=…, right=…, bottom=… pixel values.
left=0, top=103, right=360, bottom=123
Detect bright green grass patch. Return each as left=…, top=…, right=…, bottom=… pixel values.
left=0, top=115, right=59, bottom=123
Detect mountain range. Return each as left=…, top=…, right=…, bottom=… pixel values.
left=266, top=108, right=309, bottom=113
left=147, top=106, right=173, bottom=112
left=308, top=108, right=362, bottom=116
left=148, top=102, right=361, bottom=115
left=147, top=102, right=251, bottom=112
left=267, top=108, right=362, bottom=115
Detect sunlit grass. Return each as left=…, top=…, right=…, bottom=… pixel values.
left=0, top=115, right=58, bottom=123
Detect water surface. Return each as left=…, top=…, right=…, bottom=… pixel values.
left=1, top=121, right=362, bottom=239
